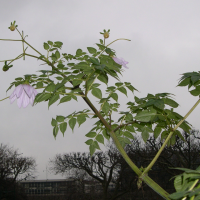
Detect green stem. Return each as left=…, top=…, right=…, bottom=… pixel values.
left=0, top=39, right=22, bottom=41
left=98, top=38, right=131, bottom=57
left=0, top=97, right=9, bottom=101
left=83, top=96, right=170, bottom=199
left=142, top=98, right=200, bottom=175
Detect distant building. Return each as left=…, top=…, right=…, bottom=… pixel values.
left=20, top=179, right=76, bottom=198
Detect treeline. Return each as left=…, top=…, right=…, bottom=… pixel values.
left=0, top=144, right=36, bottom=200
left=50, top=130, right=200, bottom=200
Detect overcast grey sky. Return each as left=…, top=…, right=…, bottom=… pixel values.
left=0, top=0, right=200, bottom=180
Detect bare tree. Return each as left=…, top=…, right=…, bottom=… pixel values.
left=0, top=144, right=36, bottom=200
left=49, top=146, right=134, bottom=200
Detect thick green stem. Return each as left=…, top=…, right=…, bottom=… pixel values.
left=142, top=98, right=200, bottom=175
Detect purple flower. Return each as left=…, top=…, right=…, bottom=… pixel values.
left=9, top=84, right=38, bottom=108
left=112, top=57, right=129, bottom=69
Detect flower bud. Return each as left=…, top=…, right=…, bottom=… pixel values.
left=3, top=65, right=9, bottom=71
left=9, top=25, right=16, bottom=31
left=103, top=32, right=109, bottom=39
left=8, top=21, right=18, bottom=31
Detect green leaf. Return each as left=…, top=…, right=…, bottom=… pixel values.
left=154, top=126, right=162, bottom=138
left=51, top=118, right=57, bottom=126
left=45, top=82, right=56, bottom=92
left=77, top=115, right=87, bottom=127
left=154, top=99, right=165, bottom=110
left=190, top=86, right=200, bottom=96
left=53, top=41, right=63, bottom=48
left=36, top=82, right=43, bottom=88
left=115, top=82, right=123, bottom=87
left=164, top=98, right=179, bottom=108
left=125, top=126, right=135, bottom=133
left=117, top=87, right=127, bottom=96
left=69, top=118, right=76, bottom=131
left=43, top=42, right=50, bottom=50
left=102, top=129, right=110, bottom=140
left=48, top=94, right=60, bottom=108
left=76, top=49, right=83, bottom=56
left=35, top=93, right=51, bottom=103
left=178, top=77, right=191, bottom=86
left=110, top=93, right=118, bottom=102
left=102, top=102, right=110, bottom=115
left=89, top=143, right=96, bottom=156
left=97, top=73, right=108, bottom=85
left=60, top=122, right=67, bottom=136
left=59, top=96, right=72, bottom=104
left=125, top=113, right=133, bottom=121
left=135, top=109, right=157, bottom=122
left=85, top=139, right=93, bottom=145
left=91, top=88, right=102, bottom=99
left=53, top=126, right=59, bottom=139
left=141, top=126, right=152, bottom=142
left=174, top=175, right=183, bottom=192
left=123, top=131, right=135, bottom=140
left=47, top=40, right=53, bottom=45
left=96, top=134, right=104, bottom=144
left=161, top=131, right=169, bottom=140
left=55, top=50, right=60, bottom=59
left=89, top=57, right=100, bottom=65
left=86, top=132, right=96, bottom=138
left=87, top=47, right=97, bottom=54
left=56, top=115, right=65, bottom=122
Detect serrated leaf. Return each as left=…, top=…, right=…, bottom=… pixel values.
left=69, top=118, right=76, bottom=131
left=123, top=131, right=135, bottom=140
left=154, top=99, right=164, bottom=110
left=76, top=49, right=83, bottom=56
left=125, top=126, right=135, bottom=133
left=53, top=126, right=59, bottom=139
left=51, top=118, right=57, bottom=126
left=178, top=77, right=191, bottom=86
left=59, top=96, right=72, bottom=104
left=87, top=47, right=97, bottom=54
left=45, top=82, right=56, bottom=92
left=164, top=98, right=179, bottom=108
left=56, top=115, right=65, bottom=122
left=97, top=73, right=108, bottom=85
left=77, top=115, right=87, bottom=127
left=102, top=129, right=110, bottom=140
left=86, top=132, right=96, bottom=138
left=48, top=94, right=60, bottom=108
left=55, top=50, right=60, bottom=59
left=85, top=139, right=93, bottom=145
left=125, top=113, right=133, bottom=121
left=35, top=93, right=51, bottom=103
left=135, top=110, right=157, bottom=122
left=141, top=126, right=152, bottom=142
left=110, top=93, right=118, bottom=102
left=60, top=122, right=67, bottom=135
left=115, top=82, right=123, bottom=87
left=117, top=87, right=127, bottom=96
left=190, top=86, right=200, bottom=96
left=48, top=40, right=53, bottom=45
left=154, top=126, right=162, bottom=138
left=36, top=82, right=43, bottom=88
left=89, top=143, right=96, bottom=156
left=91, top=88, right=102, bottom=99
left=102, top=102, right=110, bottom=115
left=43, top=42, right=50, bottom=50
left=96, top=134, right=104, bottom=144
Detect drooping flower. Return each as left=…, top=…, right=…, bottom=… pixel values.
left=112, top=57, right=129, bottom=69
left=9, top=84, right=38, bottom=108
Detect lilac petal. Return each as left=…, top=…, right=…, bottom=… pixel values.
left=17, top=90, right=27, bottom=108
left=9, top=85, right=22, bottom=99
left=23, top=84, right=33, bottom=98
left=29, top=95, right=35, bottom=105
left=15, top=85, right=24, bottom=98
left=10, top=95, right=17, bottom=104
